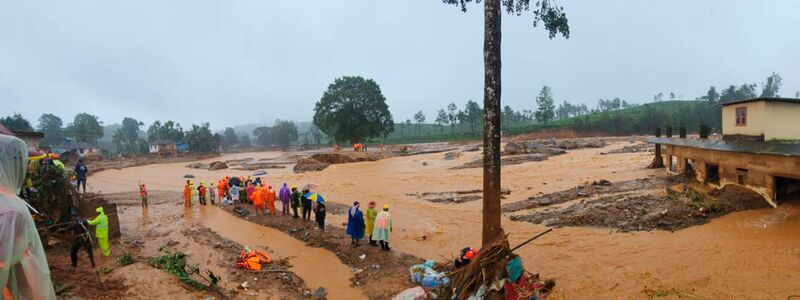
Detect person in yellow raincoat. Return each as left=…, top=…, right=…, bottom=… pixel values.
left=189, top=181, right=196, bottom=204
left=87, top=207, right=110, bottom=256
left=365, top=201, right=378, bottom=246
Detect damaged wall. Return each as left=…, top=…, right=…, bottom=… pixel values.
left=662, top=144, right=800, bottom=206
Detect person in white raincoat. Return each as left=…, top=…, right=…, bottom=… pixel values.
left=0, top=134, right=56, bottom=299
left=372, top=204, right=393, bottom=251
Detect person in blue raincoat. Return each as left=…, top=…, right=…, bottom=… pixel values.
left=345, top=201, right=365, bottom=245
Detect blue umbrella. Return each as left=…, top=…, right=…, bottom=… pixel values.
left=304, top=193, right=326, bottom=203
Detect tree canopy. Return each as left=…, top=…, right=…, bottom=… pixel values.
left=112, top=117, right=145, bottom=155
left=66, top=113, right=103, bottom=143
left=271, top=120, right=299, bottom=149
left=185, top=123, right=216, bottom=153
left=147, top=120, right=184, bottom=143
left=0, top=113, right=34, bottom=131
left=313, top=76, right=394, bottom=143
left=37, top=113, right=64, bottom=146
left=535, top=86, right=556, bottom=124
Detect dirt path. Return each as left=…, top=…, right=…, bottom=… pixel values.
left=88, top=141, right=800, bottom=298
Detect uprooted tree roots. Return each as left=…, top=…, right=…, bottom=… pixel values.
left=447, top=235, right=555, bottom=300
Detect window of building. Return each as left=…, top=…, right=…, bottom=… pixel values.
left=735, top=107, right=747, bottom=126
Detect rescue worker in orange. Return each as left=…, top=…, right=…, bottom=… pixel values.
left=266, top=185, right=277, bottom=215
left=139, top=183, right=148, bottom=208
left=252, top=185, right=266, bottom=215
left=183, top=181, right=192, bottom=206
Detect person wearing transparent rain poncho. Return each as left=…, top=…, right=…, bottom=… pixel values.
left=0, top=134, right=56, bottom=299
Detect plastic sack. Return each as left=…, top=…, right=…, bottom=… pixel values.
left=392, top=286, right=427, bottom=300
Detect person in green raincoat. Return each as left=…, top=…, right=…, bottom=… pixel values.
left=364, top=201, right=378, bottom=246
left=87, top=207, right=110, bottom=256
left=372, top=204, right=392, bottom=251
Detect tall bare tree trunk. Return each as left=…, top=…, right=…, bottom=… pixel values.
left=482, top=0, right=502, bottom=245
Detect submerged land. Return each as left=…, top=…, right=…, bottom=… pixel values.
left=52, top=136, right=800, bottom=299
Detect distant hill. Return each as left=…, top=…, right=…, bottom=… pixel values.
left=380, top=100, right=721, bottom=144
left=226, top=121, right=314, bottom=137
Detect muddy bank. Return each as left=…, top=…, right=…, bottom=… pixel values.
left=600, top=142, right=652, bottom=155
left=83, top=153, right=219, bottom=176
left=220, top=206, right=421, bottom=299
left=406, top=189, right=511, bottom=204
left=511, top=184, right=771, bottom=232
left=452, top=138, right=606, bottom=169
left=294, top=152, right=389, bottom=173
left=502, top=177, right=676, bottom=213
left=50, top=191, right=311, bottom=299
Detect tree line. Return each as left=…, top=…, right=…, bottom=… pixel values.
left=385, top=72, right=792, bottom=140
left=0, top=113, right=301, bottom=155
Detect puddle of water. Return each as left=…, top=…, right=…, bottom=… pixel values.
left=186, top=205, right=366, bottom=300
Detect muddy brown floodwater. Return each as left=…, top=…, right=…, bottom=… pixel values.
left=189, top=205, right=366, bottom=299
left=91, top=141, right=800, bottom=298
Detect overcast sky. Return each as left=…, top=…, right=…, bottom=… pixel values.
left=2, top=0, right=799, bottom=131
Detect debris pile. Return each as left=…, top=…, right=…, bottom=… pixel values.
left=294, top=152, right=386, bottom=173
left=185, top=161, right=228, bottom=170
left=510, top=183, right=771, bottom=232
left=601, top=143, right=652, bottom=155
left=407, top=189, right=511, bottom=204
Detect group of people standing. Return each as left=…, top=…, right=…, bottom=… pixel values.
left=180, top=175, right=394, bottom=250
left=345, top=201, right=393, bottom=250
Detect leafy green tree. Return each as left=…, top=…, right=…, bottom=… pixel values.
left=703, top=86, right=719, bottom=103
left=413, top=110, right=426, bottom=135
left=66, top=113, right=103, bottom=143
left=464, top=100, right=482, bottom=133
left=185, top=123, right=216, bottom=153
left=221, top=127, right=239, bottom=150
left=112, top=117, right=144, bottom=154
left=535, top=86, right=556, bottom=124
left=147, top=121, right=184, bottom=143
left=447, top=103, right=458, bottom=134
left=253, top=127, right=272, bottom=147
left=0, top=113, right=34, bottom=131
left=239, top=134, right=252, bottom=148
left=444, top=0, right=569, bottom=244
left=37, top=113, right=64, bottom=146
left=313, top=76, right=394, bottom=143
left=435, top=108, right=448, bottom=134
left=271, top=120, right=299, bottom=150
left=720, top=83, right=757, bottom=103
left=309, top=124, right=325, bottom=147
left=760, top=72, right=782, bottom=97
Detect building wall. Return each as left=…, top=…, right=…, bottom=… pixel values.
left=662, top=144, right=800, bottom=206
left=722, top=101, right=765, bottom=137
left=763, top=102, right=800, bottom=140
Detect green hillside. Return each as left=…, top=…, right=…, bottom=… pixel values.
left=378, top=100, right=720, bottom=144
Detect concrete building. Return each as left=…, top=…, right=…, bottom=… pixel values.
left=720, top=97, right=800, bottom=141
left=149, top=139, right=177, bottom=156
left=648, top=97, right=800, bottom=207
left=11, top=130, right=44, bottom=151
left=60, top=141, right=101, bottom=157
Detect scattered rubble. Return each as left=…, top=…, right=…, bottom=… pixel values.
left=407, top=189, right=511, bottom=204
left=451, top=154, right=548, bottom=170
left=601, top=143, right=652, bottom=155
left=509, top=182, right=770, bottom=232
left=502, top=177, right=676, bottom=213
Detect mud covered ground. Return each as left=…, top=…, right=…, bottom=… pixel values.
left=220, top=205, right=422, bottom=299
left=49, top=191, right=311, bottom=299
left=510, top=179, right=772, bottom=232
